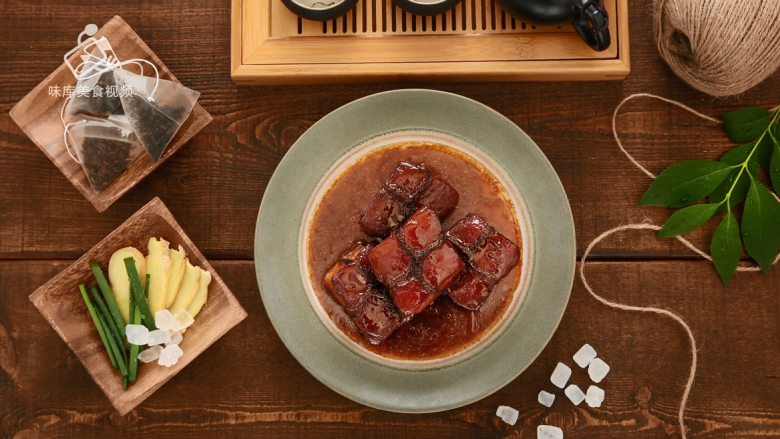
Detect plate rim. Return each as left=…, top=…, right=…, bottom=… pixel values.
left=255, top=89, right=576, bottom=413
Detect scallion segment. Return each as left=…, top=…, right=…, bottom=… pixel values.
left=128, top=306, right=143, bottom=383
left=125, top=257, right=155, bottom=330
left=97, top=311, right=128, bottom=378
left=90, top=262, right=126, bottom=338
left=89, top=285, right=128, bottom=368
left=79, top=283, right=117, bottom=369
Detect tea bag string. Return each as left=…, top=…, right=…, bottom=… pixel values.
left=79, top=58, right=161, bottom=99
left=63, top=24, right=99, bottom=78
left=591, top=93, right=780, bottom=439
left=59, top=96, right=81, bottom=164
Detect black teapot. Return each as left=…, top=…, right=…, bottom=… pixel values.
left=496, top=0, right=610, bottom=51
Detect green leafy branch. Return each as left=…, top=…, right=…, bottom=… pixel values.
left=639, top=106, right=780, bottom=284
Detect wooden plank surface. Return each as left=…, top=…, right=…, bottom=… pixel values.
left=1, top=1, right=778, bottom=260
left=4, top=260, right=780, bottom=437
left=2, top=0, right=780, bottom=437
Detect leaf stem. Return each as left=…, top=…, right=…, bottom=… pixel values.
left=721, top=109, right=780, bottom=204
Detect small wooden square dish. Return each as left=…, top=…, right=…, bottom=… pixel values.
left=10, top=16, right=212, bottom=212
left=29, top=197, right=247, bottom=415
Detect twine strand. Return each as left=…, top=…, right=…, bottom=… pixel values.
left=589, top=93, right=780, bottom=438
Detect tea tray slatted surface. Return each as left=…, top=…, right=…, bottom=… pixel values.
left=231, top=0, right=629, bottom=84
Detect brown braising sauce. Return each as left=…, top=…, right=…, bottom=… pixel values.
left=307, top=141, right=522, bottom=360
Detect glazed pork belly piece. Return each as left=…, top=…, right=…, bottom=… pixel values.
left=359, top=161, right=459, bottom=237
left=324, top=242, right=376, bottom=314
left=368, top=206, right=465, bottom=319
left=355, top=287, right=402, bottom=345
left=445, top=214, right=520, bottom=310
left=324, top=242, right=401, bottom=345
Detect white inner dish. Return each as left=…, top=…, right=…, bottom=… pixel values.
left=299, top=130, right=534, bottom=370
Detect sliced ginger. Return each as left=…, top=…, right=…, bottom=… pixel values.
left=169, top=259, right=200, bottom=314
left=165, top=246, right=187, bottom=309
left=146, top=237, right=171, bottom=315
left=186, top=269, right=212, bottom=318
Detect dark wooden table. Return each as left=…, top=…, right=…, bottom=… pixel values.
left=3, top=1, right=780, bottom=437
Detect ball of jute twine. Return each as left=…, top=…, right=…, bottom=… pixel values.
left=654, top=0, right=780, bottom=97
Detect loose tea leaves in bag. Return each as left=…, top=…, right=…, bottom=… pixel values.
left=65, top=43, right=124, bottom=118
left=67, top=116, right=144, bottom=193
left=113, top=69, right=200, bottom=163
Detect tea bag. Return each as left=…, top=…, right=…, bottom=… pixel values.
left=65, top=116, right=144, bottom=193
left=65, top=38, right=124, bottom=117
left=113, top=68, right=200, bottom=163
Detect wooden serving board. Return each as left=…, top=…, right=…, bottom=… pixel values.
left=10, top=16, right=213, bottom=213
left=231, top=0, right=629, bottom=85
left=28, top=197, right=248, bottom=415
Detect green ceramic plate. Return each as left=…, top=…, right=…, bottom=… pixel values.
left=255, top=89, right=575, bottom=413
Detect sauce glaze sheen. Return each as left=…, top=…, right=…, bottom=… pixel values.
left=307, top=141, right=522, bottom=360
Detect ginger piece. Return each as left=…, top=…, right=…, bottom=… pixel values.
left=145, top=237, right=171, bottom=315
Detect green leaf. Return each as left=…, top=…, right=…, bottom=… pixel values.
left=771, top=133, right=780, bottom=194
left=657, top=203, right=720, bottom=238
left=757, top=124, right=778, bottom=170
left=709, top=141, right=761, bottom=212
left=639, top=160, right=733, bottom=208
left=711, top=211, right=741, bottom=285
left=742, top=178, right=780, bottom=274
left=723, top=107, right=771, bottom=142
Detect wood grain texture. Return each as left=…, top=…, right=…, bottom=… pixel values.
left=8, top=16, right=213, bottom=212
left=28, top=197, right=247, bottom=415
left=2, top=0, right=780, bottom=437
left=1, top=0, right=779, bottom=260
left=5, top=260, right=780, bottom=437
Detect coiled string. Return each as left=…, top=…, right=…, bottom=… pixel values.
left=588, top=93, right=780, bottom=438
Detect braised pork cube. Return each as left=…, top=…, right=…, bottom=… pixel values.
left=355, top=289, right=402, bottom=345
left=398, top=206, right=443, bottom=259
left=416, top=177, right=459, bottom=219
left=421, top=241, right=465, bottom=290
left=389, top=276, right=439, bottom=318
left=368, top=234, right=412, bottom=286
left=324, top=242, right=374, bottom=313
left=359, top=189, right=407, bottom=237
left=446, top=214, right=493, bottom=253
left=328, top=263, right=371, bottom=313
left=385, top=161, right=430, bottom=201
left=448, top=268, right=493, bottom=310
left=470, top=232, right=521, bottom=283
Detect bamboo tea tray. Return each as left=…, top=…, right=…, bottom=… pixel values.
left=231, top=0, right=629, bottom=85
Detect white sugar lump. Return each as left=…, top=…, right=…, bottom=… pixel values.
left=158, top=344, right=184, bottom=367
left=495, top=406, right=519, bottom=426
left=166, top=330, right=183, bottom=346
left=138, top=345, right=163, bottom=363
left=588, top=358, right=611, bottom=383
left=550, top=362, right=571, bottom=388
left=564, top=385, right=586, bottom=405
left=573, top=344, right=598, bottom=368
left=171, top=309, right=195, bottom=331
left=538, top=390, right=555, bottom=407
left=586, top=385, right=605, bottom=408
left=537, top=425, right=563, bottom=439
left=155, top=309, right=175, bottom=331
left=125, top=324, right=149, bottom=345
left=147, top=329, right=171, bottom=346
